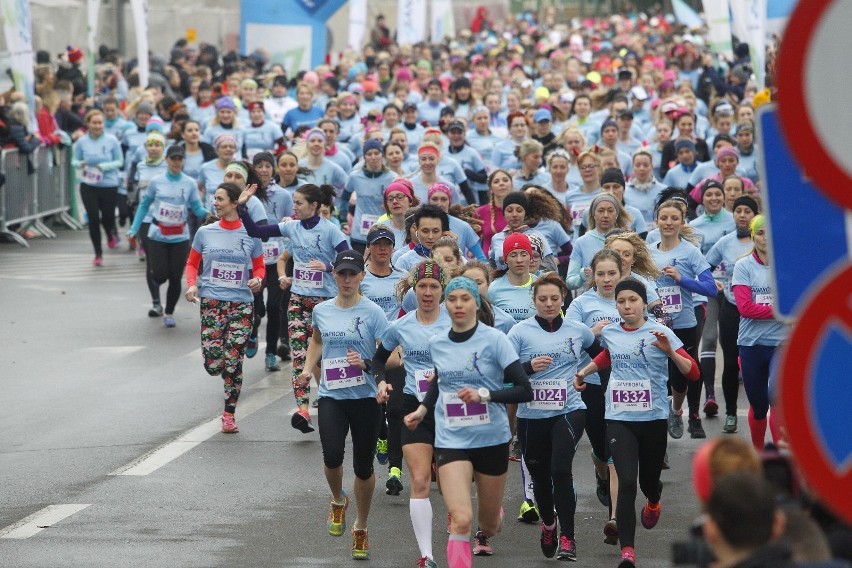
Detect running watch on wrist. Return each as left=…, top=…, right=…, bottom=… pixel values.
left=478, top=387, right=491, bottom=403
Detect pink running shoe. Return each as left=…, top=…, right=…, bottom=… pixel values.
left=221, top=412, right=239, bottom=433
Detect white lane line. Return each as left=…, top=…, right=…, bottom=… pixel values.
left=0, top=504, right=91, bottom=539
left=110, top=375, right=291, bottom=476
left=78, top=346, right=146, bottom=356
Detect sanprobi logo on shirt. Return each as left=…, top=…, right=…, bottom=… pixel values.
left=464, top=352, right=485, bottom=378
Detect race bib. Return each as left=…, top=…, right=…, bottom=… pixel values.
left=529, top=379, right=568, bottom=410
left=571, top=206, right=586, bottom=227
left=262, top=241, right=280, bottom=263
left=81, top=166, right=103, bottom=184
left=209, top=261, right=244, bottom=288
left=712, top=264, right=727, bottom=280
left=359, top=214, right=380, bottom=236
left=415, top=369, right=434, bottom=402
left=156, top=202, right=185, bottom=225
left=610, top=379, right=653, bottom=412
left=443, top=392, right=490, bottom=427
left=755, top=293, right=773, bottom=305
left=658, top=286, right=682, bottom=313
left=323, top=357, right=365, bottom=389
left=293, top=263, right=323, bottom=288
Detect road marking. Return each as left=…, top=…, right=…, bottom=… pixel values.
left=110, top=374, right=292, bottom=476
left=78, top=346, right=146, bottom=356
left=0, top=504, right=91, bottom=539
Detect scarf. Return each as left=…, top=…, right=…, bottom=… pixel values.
left=630, top=177, right=658, bottom=193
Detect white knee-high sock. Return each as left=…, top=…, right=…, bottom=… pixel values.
left=410, top=498, right=434, bottom=559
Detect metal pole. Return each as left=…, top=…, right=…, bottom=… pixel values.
left=116, top=0, right=126, bottom=56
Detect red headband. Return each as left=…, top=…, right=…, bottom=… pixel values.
left=418, top=144, right=440, bottom=157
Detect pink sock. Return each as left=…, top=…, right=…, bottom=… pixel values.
left=768, top=407, right=783, bottom=445
left=748, top=406, right=767, bottom=449
left=447, top=535, right=472, bottom=568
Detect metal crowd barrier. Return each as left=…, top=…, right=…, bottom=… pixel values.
left=0, top=145, right=82, bottom=248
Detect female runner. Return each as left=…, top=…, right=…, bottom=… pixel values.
left=566, top=194, right=632, bottom=289
left=236, top=183, right=350, bottom=432
left=574, top=279, right=700, bottom=568
left=340, top=138, right=396, bottom=254
left=184, top=182, right=265, bottom=433
left=509, top=273, right=596, bottom=561
left=474, top=169, right=512, bottom=257
left=375, top=260, right=452, bottom=568
left=732, top=215, right=788, bottom=449
left=404, top=276, right=533, bottom=567
left=296, top=250, right=389, bottom=560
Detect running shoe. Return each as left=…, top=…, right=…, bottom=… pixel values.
left=517, top=499, right=540, bottom=523
left=703, top=397, right=719, bottom=418
left=276, top=344, right=291, bottom=361
left=376, top=438, right=389, bottom=465
left=148, top=304, right=164, bottom=317
left=93, top=255, right=103, bottom=267
left=603, top=518, right=619, bottom=545
left=688, top=415, right=706, bottom=439
left=264, top=354, right=280, bottom=372
left=640, top=498, right=661, bottom=529
left=221, top=412, right=239, bottom=433
left=291, top=409, right=315, bottom=433
left=540, top=522, right=558, bottom=558
left=137, top=245, right=145, bottom=261
left=472, top=530, right=493, bottom=556
left=595, top=470, right=610, bottom=507
left=618, top=547, right=636, bottom=567
left=667, top=397, right=684, bottom=439
left=415, top=557, right=438, bottom=568
left=163, top=314, right=176, bottom=328
left=556, top=535, right=577, bottom=561
left=127, top=236, right=137, bottom=251
left=386, top=466, right=403, bottom=496
left=723, top=415, right=738, bottom=433
left=245, top=336, right=258, bottom=358
left=351, top=527, right=369, bottom=559
left=327, top=491, right=349, bottom=536
left=509, top=438, right=522, bottom=462
left=107, top=234, right=120, bottom=249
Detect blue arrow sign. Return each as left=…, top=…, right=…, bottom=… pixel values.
left=756, top=106, right=851, bottom=318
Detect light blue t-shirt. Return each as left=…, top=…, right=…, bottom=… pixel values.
left=381, top=309, right=452, bottom=399
left=491, top=304, right=517, bottom=334
left=361, top=267, right=405, bottom=320
left=430, top=324, right=520, bottom=449
left=244, top=121, right=283, bottom=157
left=624, top=181, right=667, bottom=233
left=601, top=319, right=684, bottom=422
left=526, top=218, right=571, bottom=256
left=732, top=254, right=788, bottom=347
left=192, top=222, right=262, bottom=303
left=448, top=144, right=488, bottom=192
left=447, top=215, right=485, bottom=261
left=201, top=124, right=246, bottom=151
left=566, top=288, right=623, bottom=385
left=491, top=139, right=522, bottom=171
left=313, top=296, right=389, bottom=400
left=689, top=211, right=736, bottom=254
left=706, top=233, right=752, bottom=304
left=279, top=218, right=348, bottom=298
left=134, top=160, right=169, bottom=218
left=345, top=169, right=396, bottom=244
left=72, top=133, right=123, bottom=187
left=466, top=130, right=501, bottom=165
left=650, top=240, right=712, bottom=329
left=198, top=160, right=225, bottom=209
left=509, top=317, right=594, bottom=419
left=131, top=172, right=206, bottom=242
left=512, top=169, right=553, bottom=192
left=487, top=274, right=537, bottom=323
left=300, top=158, right=349, bottom=197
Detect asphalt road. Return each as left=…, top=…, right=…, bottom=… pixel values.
left=0, top=228, right=747, bottom=568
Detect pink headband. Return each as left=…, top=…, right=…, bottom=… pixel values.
left=428, top=182, right=453, bottom=203
left=385, top=179, right=414, bottom=201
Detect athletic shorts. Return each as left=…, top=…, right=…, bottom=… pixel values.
left=435, top=442, right=510, bottom=476
left=400, top=393, right=435, bottom=446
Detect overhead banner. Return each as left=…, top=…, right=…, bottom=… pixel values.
left=672, top=0, right=703, bottom=28
left=397, top=0, right=427, bottom=46
left=703, top=0, right=733, bottom=60
left=1, top=0, right=35, bottom=122
left=431, top=0, right=455, bottom=43
left=87, top=0, right=101, bottom=96
left=129, top=0, right=149, bottom=89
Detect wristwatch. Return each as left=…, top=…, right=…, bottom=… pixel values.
left=478, top=387, right=491, bottom=403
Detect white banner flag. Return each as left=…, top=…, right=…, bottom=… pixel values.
left=745, top=0, right=767, bottom=89
left=1, top=0, right=35, bottom=122
left=348, top=0, right=367, bottom=49
left=703, top=0, right=733, bottom=61
left=728, top=0, right=748, bottom=45
left=397, top=0, right=427, bottom=46
left=431, top=0, right=455, bottom=44
left=129, top=0, right=149, bottom=89
left=87, top=0, right=101, bottom=96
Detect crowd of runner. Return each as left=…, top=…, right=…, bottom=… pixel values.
left=17, top=5, right=852, bottom=568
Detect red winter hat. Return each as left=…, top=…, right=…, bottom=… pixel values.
left=503, top=232, right=533, bottom=261
left=67, top=45, right=84, bottom=64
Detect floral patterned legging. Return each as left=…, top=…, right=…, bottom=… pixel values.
left=288, top=292, right=327, bottom=407
left=200, top=298, right=254, bottom=414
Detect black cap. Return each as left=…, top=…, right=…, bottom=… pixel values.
left=447, top=120, right=465, bottom=132
left=601, top=167, right=626, bottom=187
left=617, top=109, right=634, bottom=120
left=732, top=195, right=759, bottom=215
left=615, top=278, right=648, bottom=304
left=367, top=226, right=395, bottom=245
left=333, top=250, right=365, bottom=273
left=166, top=145, right=186, bottom=159
left=402, top=102, right=417, bottom=112
left=617, top=69, right=633, bottom=81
